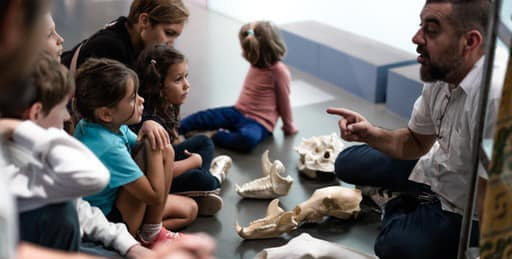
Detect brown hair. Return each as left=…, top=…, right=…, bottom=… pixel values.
left=74, top=58, right=139, bottom=123
left=0, top=0, right=49, bottom=117
left=127, top=0, right=189, bottom=26
left=135, top=44, right=185, bottom=137
left=425, top=0, right=489, bottom=42
left=239, top=21, right=286, bottom=68
left=31, top=52, right=75, bottom=115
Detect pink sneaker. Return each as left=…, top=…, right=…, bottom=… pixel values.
left=137, top=227, right=183, bottom=249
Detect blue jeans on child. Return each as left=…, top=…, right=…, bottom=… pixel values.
left=19, top=201, right=81, bottom=251
left=179, top=106, right=271, bottom=153
left=170, top=135, right=220, bottom=194
left=335, top=144, right=479, bottom=259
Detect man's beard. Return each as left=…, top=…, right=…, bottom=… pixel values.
left=418, top=45, right=464, bottom=83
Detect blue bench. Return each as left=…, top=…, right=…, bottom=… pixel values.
left=386, top=64, right=423, bottom=118
left=280, top=21, right=417, bottom=103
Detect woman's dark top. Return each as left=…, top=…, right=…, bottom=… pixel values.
left=62, top=16, right=137, bottom=69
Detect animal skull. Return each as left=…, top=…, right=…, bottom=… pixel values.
left=293, top=186, right=362, bottom=223
left=236, top=186, right=362, bottom=239
left=235, top=199, right=298, bottom=239
left=235, top=150, right=293, bottom=199
left=295, top=133, right=344, bottom=179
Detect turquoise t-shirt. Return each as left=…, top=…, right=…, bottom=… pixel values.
left=74, top=119, right=143, bottom=215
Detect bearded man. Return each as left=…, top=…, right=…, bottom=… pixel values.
left=327, top=1, right=497, bottom=258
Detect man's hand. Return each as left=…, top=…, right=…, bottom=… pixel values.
left=126, top=244, right=153, bottom=259
left=326, top=107, right=375, bottom=142
left=152, top=233, right=216, bottom=259
left=138, top=120, right=170, bottom=150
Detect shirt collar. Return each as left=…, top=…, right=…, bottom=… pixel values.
left=458, top=56, right=485, bottom=94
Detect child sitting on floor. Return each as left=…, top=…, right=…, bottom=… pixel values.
left=132, top=44, right=232, bottom=216
left=178, top=21, right=298, bottom=153
left=73, top=58, right=197, bottom=248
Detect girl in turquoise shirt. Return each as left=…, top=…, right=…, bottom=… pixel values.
left=74, top=58, right=197, bottom=248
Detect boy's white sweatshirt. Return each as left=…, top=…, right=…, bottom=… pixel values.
left=4, top=121, right=138, bottom=255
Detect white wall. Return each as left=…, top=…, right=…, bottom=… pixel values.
left=207, top=0, right=425, bottom=54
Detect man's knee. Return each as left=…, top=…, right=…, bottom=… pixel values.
left=334, top=145, right=366, bottom=183
left=374, top=226, right=443, bottom=259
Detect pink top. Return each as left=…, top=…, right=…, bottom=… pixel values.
left=235, top=61, right=298, bottom=134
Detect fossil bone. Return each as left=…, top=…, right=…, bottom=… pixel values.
left=236, top=186, right=362, bottom=239
left=235, top=199, right=298, bottom=239
left=254, top=233, right=377, bottom=259
left=295, top=133, right=344, bottom=179
left=235, top=150, right=293, bottom=199
left=293, top=186, right=362, bottom=223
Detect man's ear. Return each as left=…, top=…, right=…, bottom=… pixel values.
left=25, top=102, right=43, bottom=121
left=95, top=107, right=113, bottom=123
left=463, top=29, right=483, bottom=54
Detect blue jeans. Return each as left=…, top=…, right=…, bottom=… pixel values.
left=179, top=106, right=271, bottom=153
left=80, top=240, right=122, bottom=258
left=335, top=144, right=479, bottom=259
left=19, top=201, right=81, bottom=251
left=170, top=135, right=220, bottom=194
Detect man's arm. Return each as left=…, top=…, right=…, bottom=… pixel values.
left=327, top=108, right=436, bottom=160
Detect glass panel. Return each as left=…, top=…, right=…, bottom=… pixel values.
left=481, top=39, right=509, bottom=159
left=500, top=0, right=512, bottom=31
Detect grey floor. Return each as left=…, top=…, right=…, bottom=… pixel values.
left=53, top=1, right=408, bottom=258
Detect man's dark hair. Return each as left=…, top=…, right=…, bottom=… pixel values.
left=426, top=0, right=490, bottom=40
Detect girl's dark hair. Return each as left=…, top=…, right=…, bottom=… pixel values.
left=135, top=44, right=185, bottom=138
left=239, top=21, right=286, bottom=68
left=74, top=58, right=139, bottom=123
left=127, top=0, right=189, bottom=26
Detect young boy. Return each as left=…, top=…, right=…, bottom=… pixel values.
left=3, top=52, right=151, bottom=258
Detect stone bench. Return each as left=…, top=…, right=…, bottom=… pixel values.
left=386, top=64, right=423, bottom=118
left=280, top=21, right=417, bottom=103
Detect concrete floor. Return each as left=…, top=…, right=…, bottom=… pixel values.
left=53, top=1, right=408, bottom=258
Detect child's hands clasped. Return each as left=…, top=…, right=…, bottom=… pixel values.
left=184, top=149, right=202, bottom=169
left=138, top=120, right=170, bottom=150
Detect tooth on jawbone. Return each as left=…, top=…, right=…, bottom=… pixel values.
left=262, top=149, right=272, bottom=176
left=236, top=151, right=293, bottom=199
left=235, top=186, right=362, bottom=239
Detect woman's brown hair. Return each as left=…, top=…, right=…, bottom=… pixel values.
left=239, top=21, right=286, bottom=68
left=127, top=0, right=189, bottom=26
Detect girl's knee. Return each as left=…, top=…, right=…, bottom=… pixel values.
left=186, top=199, right=199, bottom=223
left=163, top=144, right=175, bottom=159
left=197, top=135, right=215, bottom=150
left=237, top=136, right=259, bottom=153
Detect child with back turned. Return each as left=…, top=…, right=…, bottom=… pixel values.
left=73, top=58, right=198, bottom=248
left=179, top=21, right=298, bottom=153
